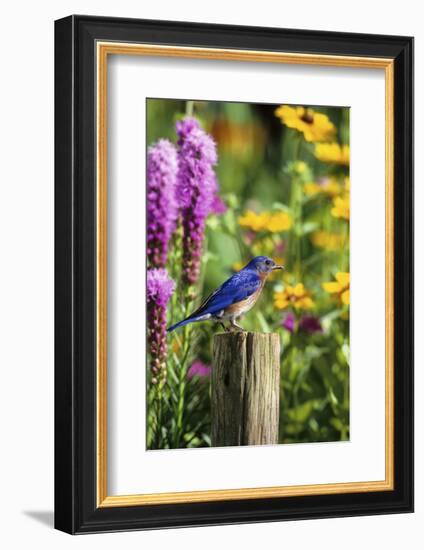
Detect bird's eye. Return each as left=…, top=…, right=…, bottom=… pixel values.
left=266, top=259, right=272, bottom=265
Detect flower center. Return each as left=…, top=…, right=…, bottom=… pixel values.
left=301, top=111, right=314, bottom=124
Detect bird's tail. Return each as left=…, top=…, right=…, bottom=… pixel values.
left=166, top=317, right=196, bottom=333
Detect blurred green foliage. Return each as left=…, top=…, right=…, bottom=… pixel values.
left=147, top=98, right=350, bottom=449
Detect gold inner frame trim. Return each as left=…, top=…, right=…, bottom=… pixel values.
left=96, top=42, right=395, bottom=508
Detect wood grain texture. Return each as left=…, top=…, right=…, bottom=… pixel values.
left=211, top=332, right=280, bottom=446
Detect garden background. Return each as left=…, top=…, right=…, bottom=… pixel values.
left=146, top=98, right=350, bottom=450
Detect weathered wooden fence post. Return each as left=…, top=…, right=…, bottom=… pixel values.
left=211, top=332, right=280, bottom=446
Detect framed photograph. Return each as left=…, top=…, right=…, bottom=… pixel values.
left=54, top=15, right=414, bottom=534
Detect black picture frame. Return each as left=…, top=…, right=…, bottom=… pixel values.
left=55, top=15, right=414, bottom=534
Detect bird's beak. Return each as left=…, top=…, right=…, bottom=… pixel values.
left=272, top=264, right=285, bottom=271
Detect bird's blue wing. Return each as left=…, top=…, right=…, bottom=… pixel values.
left=191, top=270, right=261, bottom=317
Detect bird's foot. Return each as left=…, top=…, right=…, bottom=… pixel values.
left=219, top=322, right=231, bottom=333
left=230, top=322, right=246, bottom=332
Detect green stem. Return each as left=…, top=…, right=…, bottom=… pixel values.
left=186, top=100, right=194, bottom=117
left=288, top=135, right=304, bottom=280
left=174, top=323, right=192, bottom=448
left=148, top=381, right=164, bottom=449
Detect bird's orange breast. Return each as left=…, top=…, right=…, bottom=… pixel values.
left=225, top=285, right=263, bottom=316
left=258, top=271, right=269, bottom=282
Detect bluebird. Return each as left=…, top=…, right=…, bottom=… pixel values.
left=167, top=256, right=284, bottom=333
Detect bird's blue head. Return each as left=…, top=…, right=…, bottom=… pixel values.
left=245, top=256, right=285, bottom=274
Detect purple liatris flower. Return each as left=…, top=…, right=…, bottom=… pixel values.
left=210, top=195, right=227, bottom=215
left=299, top=315, right=323, bottom=334
left=187, top=360, right=212, bottom=379
left=147, top=268, right=175, bottom=384
left=176, top=117, right=219, bottom=285
left=147, top=139, right=178, bottom=268
left=282, top=311, right=296, bottom=332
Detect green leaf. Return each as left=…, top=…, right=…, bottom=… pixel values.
left=301, top=221, right=319, bottom=234
left=287, top=399, right=317, bottom=423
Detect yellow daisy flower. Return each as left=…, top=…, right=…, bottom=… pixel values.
left=266, top=212, right=292, bottom=232
left=322, top=272, right=350, bottom=305
left=314, top=143, right=350, bottom=165
left=344, top=176, right=350, bottom=191
left=275, top=105, right=336, bottom=143
left=304, top=177, right=340, bottom=198
left=238, top=210, right=292, bottom=233
left=328, top=176, right=350, bottom=220
left=331, top=195, right=350, bottom=220
left=238, top=210, right=269, bottom=232
left=311, top=231, right=347, bottom=251
left=274, top=283, right=315, bottom=310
